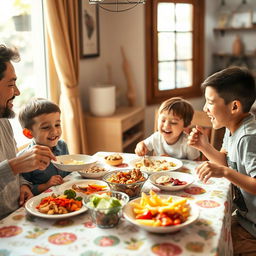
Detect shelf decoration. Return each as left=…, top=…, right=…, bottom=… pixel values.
left=230, top=0, right=252, bottom=28
left=216, top=0, right=231, bottom=28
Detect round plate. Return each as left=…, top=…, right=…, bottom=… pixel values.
left=25, top=192, right=88, bottom=219
left=123, top=195, right=199, bottom=233
left=129, top=156, right=183, bottom=174
left=149, top=172, right=194, bottom=191
left=59, top=179, right=109, bottom=195
left=51, top=154, right=97, bottom=172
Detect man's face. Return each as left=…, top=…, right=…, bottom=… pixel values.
left=0, top=62, right=20, bottom=118
left=203, top=86, right=232, bottom=129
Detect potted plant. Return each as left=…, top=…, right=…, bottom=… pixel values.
left=12, top=0, right=31, bottom=31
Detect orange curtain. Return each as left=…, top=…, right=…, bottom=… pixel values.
left=44, top=0, right=88, bottom=154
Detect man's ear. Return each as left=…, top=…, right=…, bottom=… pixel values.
left=23, top=128, right=33, bottom=139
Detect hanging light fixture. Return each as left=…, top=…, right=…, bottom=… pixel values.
left=89, top=0, right=146, bottom=12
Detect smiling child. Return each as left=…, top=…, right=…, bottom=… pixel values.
left=135, top=97, right=200, bottom=160
left=18, top=98, right=69, bottom=195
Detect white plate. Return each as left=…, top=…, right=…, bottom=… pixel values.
left=78, top=163, right=110, bottom=178
left=59, top=179, right=109, bottom=194
left=129, top=156, right=183, bottom=174
left=25, top=192, right=88, bottom=219
left=149, top=171, right=194, bottom=191
left=123, top=195, right=199, bottom=233
left=51, top=154, right=97, bottom=172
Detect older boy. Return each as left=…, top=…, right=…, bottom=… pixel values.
left=188, top=66, right=256, bottom=255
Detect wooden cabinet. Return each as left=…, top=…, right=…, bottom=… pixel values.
left=84, top=107, right=144, bottom=154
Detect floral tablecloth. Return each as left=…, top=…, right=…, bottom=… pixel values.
left=0, top=152, right=233, bottom=256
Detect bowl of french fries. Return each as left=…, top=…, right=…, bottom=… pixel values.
left=123, top=190, right=199, bottom=233
left=51, top=154, right=97, bottom=172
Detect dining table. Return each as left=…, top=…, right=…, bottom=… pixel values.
left=0, top=152, right=233, bottom=256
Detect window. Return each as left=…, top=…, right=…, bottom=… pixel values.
left=0, top=0, right=47, bottom=147
left=146, top=0, right=205, bottom=105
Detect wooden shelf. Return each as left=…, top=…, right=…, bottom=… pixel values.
left=123, top=131, right=143, bottom=149
left=213, top=53, right=256, bottom=58
left=214, top=26, right=256, bottom=33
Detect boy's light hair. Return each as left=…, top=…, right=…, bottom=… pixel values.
left=202, top=66, right=256, bottom=113
left=158, top=97, right=194, bottom=127
left=19, top=98, right=61, bottom=129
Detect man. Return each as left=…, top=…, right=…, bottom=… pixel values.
left=0, top=44, right=56, bottom=219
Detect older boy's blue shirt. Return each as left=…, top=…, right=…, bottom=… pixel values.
left=19, top=140, right=69, bottom=195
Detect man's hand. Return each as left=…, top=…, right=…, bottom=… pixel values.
left=9, top=145, right=56, bottom=175
left=19, top=185, right=33, bottom=206
left=135, top=141, right=148, bottom=156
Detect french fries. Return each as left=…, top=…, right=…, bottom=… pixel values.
left=132, top=190, right=190, bottom=226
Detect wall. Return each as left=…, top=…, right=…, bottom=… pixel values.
left=79, top=0, right=221, bottom=138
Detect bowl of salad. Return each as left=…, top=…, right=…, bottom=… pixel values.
left=84, top=191, right=129, bottom=228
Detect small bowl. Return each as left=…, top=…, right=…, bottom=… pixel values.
left=78, top=163, right=109, bottom=178
left=149, top=171, right=194, bottom=191
left=51, top=154, right=97, bottom=172
left=104, top=154, right=123, bottom=166
left=102, top=169, right=148, bottom=199
left=84, top=191, right=129, bottom=228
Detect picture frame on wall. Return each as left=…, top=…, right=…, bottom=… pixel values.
left=80, top=0, right=100, bottom=58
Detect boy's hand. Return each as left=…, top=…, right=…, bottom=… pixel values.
left=187, top=126, right=209, bottom=151
left=10, top=145, right=57, bottom=175
left=19, top=185, right=33, bottom=206
left=196, top=161, right=226, bottom=183
left=47, top=175, right=64, bottom=187
left=135, top=141, right=148, bottom=156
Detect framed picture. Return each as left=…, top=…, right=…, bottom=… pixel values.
left=230, top=11, right=252, bottom=28
left=80, top=0, right=100, bottom=58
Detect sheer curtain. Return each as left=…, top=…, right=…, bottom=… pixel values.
left=44, top=0, right=88, bottom=154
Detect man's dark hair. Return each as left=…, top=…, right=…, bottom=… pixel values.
left=201, top=66, right=256, bottom=112
left=0, top=45, right=20, bottom=80
left=19, top=98, right=61, bottom=129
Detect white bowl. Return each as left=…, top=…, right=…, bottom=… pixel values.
left=123, top=194, right=199, bottom=233
left=78, top=163, right=110, bottom=178
left=149, top=171, right=194, bottom=191
left=51, top=154, right=97, bottom=172
left=129, top=156, right=183, bottom=174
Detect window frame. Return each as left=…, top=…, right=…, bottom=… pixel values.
left=146, top=0, right=205, bottom=105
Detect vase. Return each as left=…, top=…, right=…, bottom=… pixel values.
left=12, top=14, right=31, bottom=31
left=232, top=35, right=244, bottom=56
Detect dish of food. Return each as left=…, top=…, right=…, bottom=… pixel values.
left=123, top=191, right=199, bottom=233
left=102, top=168, right=148, bottom=198
left=78, top=163, right=109, bottom=178
left=149, top=172, right=194, bottom=191
left=104, top=153, right=123, bottom=166
left=51, top=154, right=97, bottom=172
left=25, top=191, right=88, bottom=219
left=84, top=191, right=129, bottom=228
left=129, top=156, right=183, bottom=174
left=60, top=180, right=109, bottom=195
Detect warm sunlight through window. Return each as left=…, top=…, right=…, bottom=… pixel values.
left=0, top=0, right=47, bottom=147
left=146, top=0, right=205, bottom=105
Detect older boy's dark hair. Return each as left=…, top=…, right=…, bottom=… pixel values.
left=158, top=97, right=194, bottom=127
left=0, top=45, right=20, bottom=80
left=19, top=98, right=61, bottom=129
left=202, top=66, right=256, bottom=112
